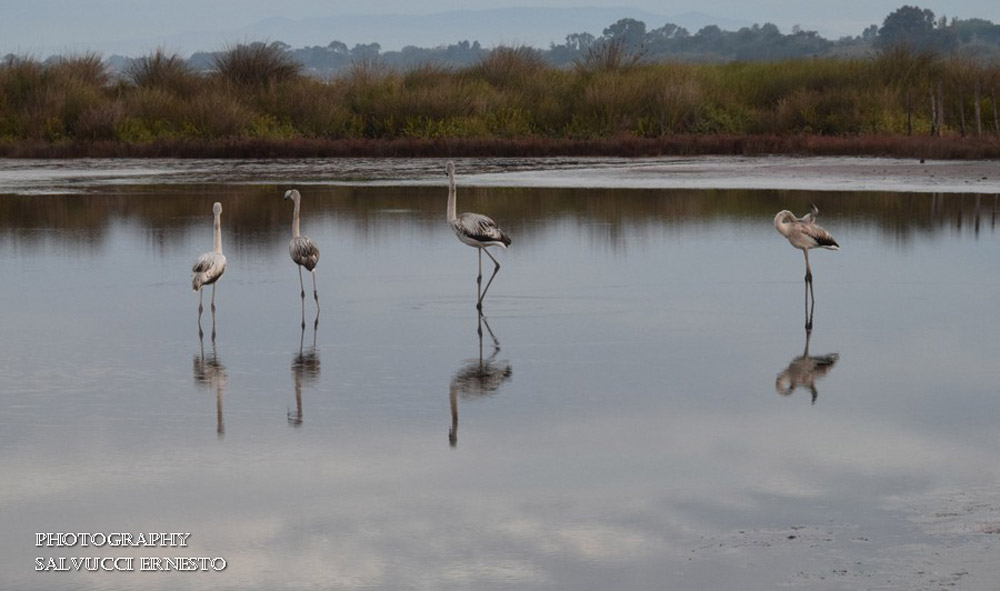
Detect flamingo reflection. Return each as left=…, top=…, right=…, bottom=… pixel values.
left=775, top=295, right=839, bottom=404
left=289, top=323, right=320, bottom=427
left=193, top=332, right=228, bottom=438
left=449, top=312, right=512, bottom=446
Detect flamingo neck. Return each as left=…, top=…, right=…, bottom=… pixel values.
left=292, top=198, right=302, bottom=238
left=774, top=212, right=793, bottom=237
left=447, top=172, right=457, bottom=223
left=213, top=214, right=223, bottom=253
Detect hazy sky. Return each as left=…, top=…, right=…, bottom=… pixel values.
left=2, top=1, right=997, bottom=57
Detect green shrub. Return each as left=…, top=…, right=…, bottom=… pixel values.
left=180, top=91, right=253, bottom=137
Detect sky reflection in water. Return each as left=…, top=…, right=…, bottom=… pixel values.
left=1, top=159, right=999, bottom=590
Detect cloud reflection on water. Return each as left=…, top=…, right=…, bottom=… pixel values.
left=3, top=400, right=998, bottom=590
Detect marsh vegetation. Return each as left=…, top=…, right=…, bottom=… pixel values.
left=2, top=42, right=1000, bottom=158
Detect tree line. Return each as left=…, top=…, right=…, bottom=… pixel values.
left=167, top=5, right=1000, bottom=78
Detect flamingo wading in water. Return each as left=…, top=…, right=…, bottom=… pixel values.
left=774, top=205, right=839, bottom=290
left=192, top=202, right=227, bottom=315
left=446, top=161, right=511, bottom=309
left=284, top=189, right=320, bottom=317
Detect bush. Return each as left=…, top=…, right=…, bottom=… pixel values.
left=251, top=78, right=353, bottom=138
left=126, top=49, right=200, bottom=97
left=73, top=102, right=123, bottom=140
left=180, top=90, right=254, bottom=137
left=469, top=46, right=545, bottom=89
left=574, top=38, right=644, bottom=75
left=213, top=42, right=302, bottom=88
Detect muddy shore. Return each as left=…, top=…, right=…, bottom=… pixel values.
left=469, top=155, right=1000, bottom=194
left=1, top=154, right=997, bottom=196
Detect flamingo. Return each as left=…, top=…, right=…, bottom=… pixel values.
left=774, top=205, right=839, bottom=289
left=191, top=202, right=227, bottom=316
left=284, top=189, right=320, bottom=320
left=446, top=161, right=511, bottom=309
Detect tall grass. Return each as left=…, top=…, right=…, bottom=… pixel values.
left=0, top=53, right=110, bottom=140
left=2, top=47, right=1000, bottom=154
left=125, top=49, right=200, bottom=97
left=574, top=38, right=645, bottom=75
left=213, top=42, right=301, bottom=88
left=469, top=46, right=546, bottom=90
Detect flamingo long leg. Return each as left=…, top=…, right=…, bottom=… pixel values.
left=803, top=250, right=815, bottom=302
left=478, top=248, right=502, bottom=308
left=311, top=270, right=319, bottom=310
left=310, top=270, right=320, bottom=330
left=804, top=279, right=815, bottom=331
left=211, top=300, right=217, bottom=342
left=197, top=291, right=204, bottom=339
left=476, top=249, right=483, bottom=305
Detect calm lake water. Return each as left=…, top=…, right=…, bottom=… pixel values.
left=1, top=157, right=999, bottom=590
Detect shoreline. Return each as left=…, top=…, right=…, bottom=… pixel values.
left=3, top=134, right=1000, bottom=160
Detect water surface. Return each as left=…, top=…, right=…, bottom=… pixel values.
left=1, top=158, right=999, bottom=590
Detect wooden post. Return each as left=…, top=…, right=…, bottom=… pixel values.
left=937, top=81, right=945, bottom=137
left=930, top=92, right=936, bottom=136
left=993, top=88, right=999, bottom=136
left=974, top=80, right=982, bottom=138
left=958, top=89, right=967, bottom=137
left=905, top=89, right=912, bottom=136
